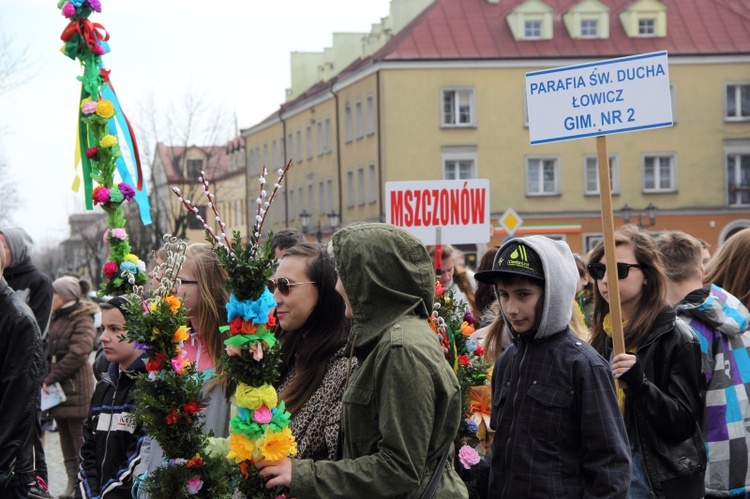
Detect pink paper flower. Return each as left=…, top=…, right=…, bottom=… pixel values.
left=225, top=344, right=242, bottom=357
left=92, top=186, right=110, bottom=205
left=82, top=101, right=97, bottom=115
left=252, top=405, right=272, bottom=424
left=186, top=477, right=203, bottom=495
left=110, top=228, right=127, bottom=240
left=457, top=444, right=481, bottom=469
left=62, top=3, right=76, bottom=18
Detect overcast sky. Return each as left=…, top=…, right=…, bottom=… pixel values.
left=0, top=0, right=392, bottom=247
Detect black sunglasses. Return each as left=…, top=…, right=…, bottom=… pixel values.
left=587, top=262, right=644, bottom=280
left=267, top=277, right=316, bottom=296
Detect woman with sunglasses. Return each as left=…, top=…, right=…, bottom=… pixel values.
left=270, top=242, right=355, bottom=461
left=588, top=224, right=705, bottom=499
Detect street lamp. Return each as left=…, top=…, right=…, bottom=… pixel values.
left=621, top=203, right=657, bottom=229
left=327, top=211, right=340, bottom=231
left=299, top=210, right=311, bottom=234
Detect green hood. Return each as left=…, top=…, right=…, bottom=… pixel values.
left=332, top=223, right=435, bottom=350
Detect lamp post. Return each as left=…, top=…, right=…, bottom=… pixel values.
left=327, top=211, right=340, bottom=232
left=621, top=203, right=657, bottom=229
left=299, top=210, right=311, bottom=234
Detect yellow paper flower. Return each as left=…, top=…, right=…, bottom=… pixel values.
left=173, top=325, right=189, bottom=343
left=99, top=135, right=118, bottom=148
left=235, top=383, right=277, bottom=411
left=95, top=99, right=115, bottom=119
left=226, top=433, right=255, bottom=463
left=124, top=254, right=139, bottom=263
left=257, top=427, right=297, bottom=462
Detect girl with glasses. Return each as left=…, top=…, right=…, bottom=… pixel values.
left=588, top=224, right=706, bottom=499
left=271, top=242, right=355, bottom=461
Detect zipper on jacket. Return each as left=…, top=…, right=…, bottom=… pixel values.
left=503, top=341, right=529, bottom=486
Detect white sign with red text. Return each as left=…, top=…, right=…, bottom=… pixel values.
left=385, top=179, right=490, bottom=245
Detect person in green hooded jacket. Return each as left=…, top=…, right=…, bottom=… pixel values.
left=257, top=223, right=468, bottom=498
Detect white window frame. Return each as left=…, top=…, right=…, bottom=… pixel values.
left=725, top=83, right=750, bottom=121
left=526, top=156, right=560, bottom=196
left=324, top=118, right=332, bottom=153
left=441, top=87, right=476, bottom=128
left=345, top=104, right=353, bottom=142
left=580, top=19, right=598, bottom=38
left=355, top=101, right=364, bottom=139
left=366, top=95, right=375, bottom=135
left=642, top=153, right=677, bottom=193
left=638, top=18, right=655, bottom=37
left=368, top=163, right=377, bottom=203
left=726, top=146, right=750, bottom=207
left=584, top=155, right=619, bottom=195
left=346, top=171, right=354, bottom=208
left=442, top=147, right=478, bottom=180
left=524, top=20, right=542, bottom=39
left=306, top=126, right=312, bottom=159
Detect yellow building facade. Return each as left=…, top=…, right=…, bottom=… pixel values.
left=242, top=0, right=750, bottom=258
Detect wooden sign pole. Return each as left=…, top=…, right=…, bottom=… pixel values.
left=596, top=136, right=626, bottom=357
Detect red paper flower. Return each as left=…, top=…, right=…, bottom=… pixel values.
left=103, top=261, right=118, bottom=280
left=474, top=345, right=485, bottom=357
left=183, top=401, right=204, bottom=416
left=266, top=312, right=277, bottom=328
left=229, top=317, right=243, bottom=334
left=145, top=351, right=167, bottom=372
left=165, top=408, right=179, bottom=425
left=458, top=354, right=470, bottom=367
left=86, top=146, right=98, bottom=159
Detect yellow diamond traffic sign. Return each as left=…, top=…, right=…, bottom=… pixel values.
left=499, top=208, right=523, bottom=236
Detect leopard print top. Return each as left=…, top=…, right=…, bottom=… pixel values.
left=277, top=345, right=358, bottom=460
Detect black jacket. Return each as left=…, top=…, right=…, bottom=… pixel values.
left=489, top=327, right=631, bottom=498
left=4, top=257, right=53, bottom=335
left=76, top=358, right=146, bottom=499
left=602, top=306, right=706, bottom=498
left=0, top=278, right=43, bottom=489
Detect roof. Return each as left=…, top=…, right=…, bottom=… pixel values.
left=264, top=0, right=750, bottom=124
left=155, top=142, right=233, bottom=183
left=378, top=0, right=750, bottom=60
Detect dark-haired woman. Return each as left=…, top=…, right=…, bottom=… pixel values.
left=588, top=225, right=705, bottom=499
left=272, top=242, right=356, bottom=460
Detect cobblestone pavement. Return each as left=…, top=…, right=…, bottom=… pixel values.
left=42, top=427, right=68, bottom=498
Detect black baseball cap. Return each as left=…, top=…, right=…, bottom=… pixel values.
left=474, top=241, right=544, bottom=283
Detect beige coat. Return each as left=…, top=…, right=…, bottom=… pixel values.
left=44, top=300, right=98, bottom=419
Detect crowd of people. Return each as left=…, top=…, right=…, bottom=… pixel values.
left=1, top=222, right=749, bottom=498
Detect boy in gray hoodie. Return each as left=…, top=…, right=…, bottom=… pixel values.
left=475, top=236, right=631, bottom=498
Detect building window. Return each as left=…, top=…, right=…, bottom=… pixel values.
left=289, top=190, right=296, bottom=221
left=357, top=167, right=365, bottom=206
left=346, top=171, right=354, bottom=208
left=263, top=144, right=268, bottom=167
left=366, top=95, right=375, bottom=135
left=526, top=157, right=560, bottom=195
left=355, top=101, right=363, bottom=139
left=271, top=140, right=277, bottom=168
left=638, top=18, right=655, bottom=36
left=580, top=19, right=598, bottom=37
left=287, top=134, right=293, bottom=161
left=441, top=88, right=475, bottom=127
left=324, top=118, right=332, bottom=153
left=296, top=130, right=302, bottom=161
left=584, top=155, right=619, bottom=195
left=726, top=84, right=750, bottom=120
left=316, top=122, right=324, bottom=156
left=524, top=20, right=542, bottom=39
left=308, top=184, right=313, bottom=212
left=186, top=159, right=203, bottom=179
left=318, top=180, right=325, bottom=214
left=584, top=233, right=603, bottom=253
left=345, top=104, right=353, bottom=142
left=368, top=163, right=377, bottom=203
left=727, top=153, right=750, bottom=206
left=442, top=146, right=477, bottom=180
left=643, top=154, right=676, bottom=192
left=326, top=179, right=333, bottom=212
left=306, top=126, right=312, bottom=159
